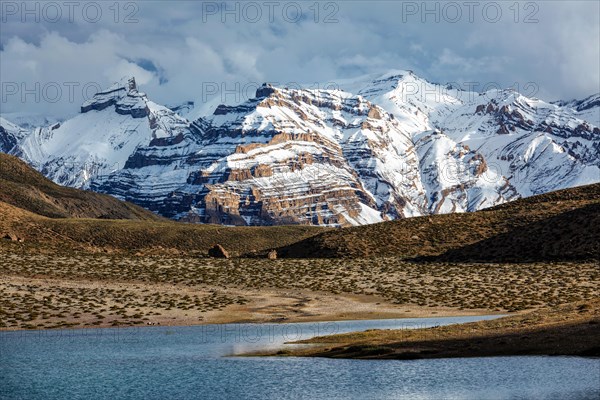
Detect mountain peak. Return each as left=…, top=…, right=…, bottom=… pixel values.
left=2, top=71, right=599, bottom=227
left=255, top=83, right=278, bottom=98
left=80, top=77, right=149, bottom=118
left=127, top=77, right=138, bottom=92
left=374, top=69, right=414, bottom=81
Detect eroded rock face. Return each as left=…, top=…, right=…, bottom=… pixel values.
left=415, top=130, right=519, bottom=214
left=93, top=84, right=428, bottom=225
left=0, top=126, right=18, bottom=153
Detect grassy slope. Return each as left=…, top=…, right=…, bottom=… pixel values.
left=434, top=202, right=599, bottom=262
left=0, top=201, right=325, bottom=255
left=0, top=153, right=326, bottom=255
left=0, top=153, right=161, bottom=220
left=261, top=300, right=600, bottom=359
left=277, top=183, right=600, bottom=261
left=1, top=152, right=598, bottom=259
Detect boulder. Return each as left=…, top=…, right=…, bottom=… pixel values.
left=2, top=233, right=18, bottom=241
left=208, top=244, right=230, bottom=259
left=267, top=250, right=277, bottom=260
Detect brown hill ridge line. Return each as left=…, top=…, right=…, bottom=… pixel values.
left=1, top=152, right=598, bottom=259
left=0, top=200, right=324, bottom=256
left=0, top=153, right=326, bottom=255
left=0, top=153, right=161, bottom=220
left=276, top=183, right=600, bottom=261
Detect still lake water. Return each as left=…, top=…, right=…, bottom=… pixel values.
left=1, top=315, right=598, bottom=400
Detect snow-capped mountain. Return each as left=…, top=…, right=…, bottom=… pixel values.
left=344, top=71, right=599, bottom=203
left=0, top=113, right=62, bottom=131
left=95, top=83, right=426, bottom=225
left=2, top=72, right=599, bottom=226
left=8, top=78, right=191, bottom=188
left=553, top=93, right=600, bottom=127
left=0, top=117, right=29, bottom=153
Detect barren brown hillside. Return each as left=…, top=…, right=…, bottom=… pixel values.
left=0, top=153, right=160, bottom=220
left=277, top=183, right=600, bottom=261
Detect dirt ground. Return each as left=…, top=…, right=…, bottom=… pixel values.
left=1, top=274, right=496, bottom=330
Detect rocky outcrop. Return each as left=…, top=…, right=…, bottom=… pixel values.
left=81, top=78, right=149, bottom=118
left=80, top=87, right=125, bottom=113
left=2, top=232, right=24, bottom=242
left=0, top=125, right=19, bottom=153
left=3, top=233, right=17, bottom=241
left=208, top=244, right=229, bottom=258
left=0, top=118, right=27, bottom=153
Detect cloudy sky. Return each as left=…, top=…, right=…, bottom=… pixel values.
left=1, top=0, right=599, bottom=119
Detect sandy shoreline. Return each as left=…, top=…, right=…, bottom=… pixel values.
left=1, top=274, right=502, bottom=331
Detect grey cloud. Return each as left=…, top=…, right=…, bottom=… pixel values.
left=0, top=0, right=598, bottom=119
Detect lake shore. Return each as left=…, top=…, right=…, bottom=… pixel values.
left=249, top=300, right=600, bottom=359
left=2, top=251, right=597, bottom=332
left=1, top=274, right=501, bottom=331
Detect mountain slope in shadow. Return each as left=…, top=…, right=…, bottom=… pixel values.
left=426, top=203, right=599, bottom=262
left=277, top=184, right=600, bottom=261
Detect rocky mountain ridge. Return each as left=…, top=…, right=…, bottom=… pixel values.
left=2, top=72, right=598, bottom=226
